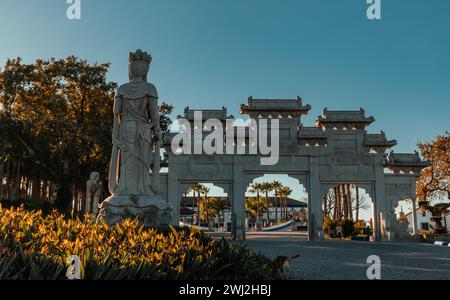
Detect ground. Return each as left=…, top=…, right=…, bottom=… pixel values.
left=243, top=232, right=450, bottom=280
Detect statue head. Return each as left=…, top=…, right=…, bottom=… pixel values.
left=128, top=49, right=152, bottom=82
left=90, top=172, right=100, bottom=182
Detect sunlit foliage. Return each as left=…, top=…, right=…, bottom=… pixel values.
left=0, top=205, right=278, bottom=280
left=0, top=57, right=173, bottom=213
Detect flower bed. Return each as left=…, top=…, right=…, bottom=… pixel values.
left=0, top=205, right=279, bottom=280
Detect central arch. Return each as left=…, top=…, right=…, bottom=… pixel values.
left=321, top=184, right=375, bottom=239
left=243, top=174, right=308, bottom=233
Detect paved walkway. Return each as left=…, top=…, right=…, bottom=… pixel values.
left=244, top=232, right=450, bottom=280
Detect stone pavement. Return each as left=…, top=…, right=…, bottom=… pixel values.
left=244, top=232, right=450, bottom=280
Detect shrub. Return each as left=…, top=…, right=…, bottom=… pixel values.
left=0, top=205, right=279, bottom=280
left=339, top=219, right=355, bottom=237
left=323, top=218, right=357, bottom=238
left=353, top=220, right=367, bottom=235
left=1, top=199, right=52, bottom=214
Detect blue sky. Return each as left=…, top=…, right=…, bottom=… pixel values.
left=1, top=0, right=449, bottom=218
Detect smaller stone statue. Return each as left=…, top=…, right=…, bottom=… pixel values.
left=85, top=172, right=103, bottom=216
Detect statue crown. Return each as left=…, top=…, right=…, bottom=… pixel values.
left=129, top=49, right=152, bottom=64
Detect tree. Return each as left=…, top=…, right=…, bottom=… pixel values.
left=355, top=184, right=360, bottom=221
left=278, top=187, right=292, bottom=221
left=271, top=181, right=282, bottom=223
left=0, top=57, right=116, bottom=213
left=245, top=197, right=258, bottom=220
left=323, top=189, right=336, bottom=220
left=417, top=132, right=450, bottom=202
left=0, top=56, right=174, bottom=215
left=245, top=196, right=268, bottom=222
left=190, top=183, right=204, bottom=225
left=249, top=183, right=263, bottom=230
left=200, top=197, right=216, bottom=223
left=212, top=197, right=230, bottom=225
left=200, top=185, right=210, bottom=224
left=260, top=182, right=273, bottom=225
left=323, top=185, right=369, bottom=222
left=351, top=186, right=370, bottom=220
left=159, top=102, right=174, bottom=138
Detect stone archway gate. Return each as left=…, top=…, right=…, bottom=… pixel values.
left=153, top=97, right=430, bottom=241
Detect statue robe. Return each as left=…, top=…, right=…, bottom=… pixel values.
left=112, top=81, right=159, bottom=196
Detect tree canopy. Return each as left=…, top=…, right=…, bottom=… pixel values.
left=0, top=56, right=173, bottom=213
left=417, top=132, right=450, bottom=202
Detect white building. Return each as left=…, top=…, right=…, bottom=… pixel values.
left=404, top=206, right=450, bottom=232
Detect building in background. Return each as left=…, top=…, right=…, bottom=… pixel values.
left=403, top=206, right=450, bottom=232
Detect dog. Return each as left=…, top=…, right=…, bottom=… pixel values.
left=272, top=254, right=300, bottom=279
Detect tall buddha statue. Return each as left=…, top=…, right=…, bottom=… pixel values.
left=98, top=50, right=172, bottom=227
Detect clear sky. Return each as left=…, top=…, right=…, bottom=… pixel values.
left=1, top=0, right=449, bottom=219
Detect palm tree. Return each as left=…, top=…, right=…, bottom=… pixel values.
left=201, top=196, right=216, bottom=228
left=261, top=182, right=274, bottom=226
left=285, top=187, right=293, bottom=220
left=278, top=187, right=285, bottom=220
left=200, top=185, right=210, bottom=225
left=279, top=186, right=293, bottom=221
left=249, top=182, right=263, bottom=230
left=183, top=186, right=193, bottom=223
left=271, top=181, right=283, bottom=223
left=245, top=197, right=258, bottom=224
left=190, top=183, right=204, bottom=225
left=245, top=197, right=268, bottom=223
left=215, top=197, right=230, bottom=226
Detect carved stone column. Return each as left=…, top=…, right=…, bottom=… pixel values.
left=309, top=156, right=323, bottom=241
left=232, top=167, right=247, bottom=240
left=410, top=198, right=418, bottom=236
left=167, top=163, right=181, bottom=226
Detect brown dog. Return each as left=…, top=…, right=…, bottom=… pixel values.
left=272, top=255, right=300, bottom=279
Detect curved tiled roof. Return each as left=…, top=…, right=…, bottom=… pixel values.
left=241, top=97, right=311, bottom=113
left=317, top=108, right=375, bottom=124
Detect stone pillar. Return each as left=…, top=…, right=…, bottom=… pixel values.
left=373, top=156, right=386, bottom=241
left=409, top=176, right=419, bottom=236
left=167, top=163, right=180, bottom=226
left=371, top=198, right=380, bottom=241
left=308, top=157, right=323, bottom=241
left=410, top=198, right=418, bottom=235
left=232, top=165, right=246, bottom=240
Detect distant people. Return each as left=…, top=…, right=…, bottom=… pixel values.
left=330, top=223, right=337, bottom=237
left=336, top=224, right=343, bottom=239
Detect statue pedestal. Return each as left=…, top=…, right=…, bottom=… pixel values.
left=97, top=195, right=172, bottom=227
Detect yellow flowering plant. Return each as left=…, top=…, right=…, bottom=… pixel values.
left=0, top=205, right=278, bottom=280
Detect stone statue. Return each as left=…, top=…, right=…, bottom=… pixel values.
left=85, top=172, right=102, bottom=216
left=98, top=49, right=172, bottom=227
